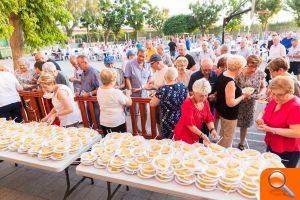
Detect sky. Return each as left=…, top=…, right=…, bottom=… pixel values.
left=148, top=0, right=294, bottom=24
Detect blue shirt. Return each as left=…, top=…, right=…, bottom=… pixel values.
left=281, top=37, right=292, bottom=52
left=80, top=66, right=102, bottom=94
left=124, top=58, right=152, bottom=97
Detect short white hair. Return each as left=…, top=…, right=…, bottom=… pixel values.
left=177, top=43, right=186, bottom=49
left=227, top=55, right=246, bottom=72
left=274, top=36, right=281, bottom=42
left=18, top=57, right=30, bottom=67
left=164, top=67, right=178, bottom=81
left=42, top=62, right=56, bottom=73
left=192, top=78, right=211, bottom=94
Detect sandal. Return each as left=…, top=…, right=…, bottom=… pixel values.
left=238, top=143, right=245, bottom=151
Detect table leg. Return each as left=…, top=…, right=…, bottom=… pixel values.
left=63, top=167, right=88, bottom=200
left=126, top=186, right=129, bottom=191
left=15, top=163, right=18, bottom=167
left=106, top=182, right=122, bottom=200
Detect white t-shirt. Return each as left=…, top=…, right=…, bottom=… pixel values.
left=269, top=44, right=286, bottom=60
left=97, top=88, right=130, bottom=127
left=52, top=85, right=82, bottom=126
left=152, top=65, right=168, bottom=89
left=0, top=72, right=21, bottom=107
left=288, top=45, right=300, bottom=62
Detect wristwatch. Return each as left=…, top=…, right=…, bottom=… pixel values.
left=209, top=128, right=215, bottom=134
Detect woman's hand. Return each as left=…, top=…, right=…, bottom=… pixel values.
left=257, top=124, right=273, bottom=132
left=255, top=118, right=265, bottom=126
left=202, top=134, right=211, bottom=147
left=41, top=115, right=49, bottom=123
left=210, top=129, right=218, bottom=142
left=46, top=114, right=57, bottom=125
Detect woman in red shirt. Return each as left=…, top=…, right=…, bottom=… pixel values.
left=174, top=78, right=218, bottom=145
left=256, top=76, right=300, bottom=168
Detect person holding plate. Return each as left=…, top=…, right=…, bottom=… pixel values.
left=235, top=55, right=266, bottom=150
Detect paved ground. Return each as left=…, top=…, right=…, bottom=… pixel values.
left=0, top=57, right=292, bottom=200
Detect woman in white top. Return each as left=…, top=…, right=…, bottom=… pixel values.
left=97, top=68, right=132, bottom=136
left=39, top=73, right=82, bottom=127
left=0, top=65, right=23, bottom=122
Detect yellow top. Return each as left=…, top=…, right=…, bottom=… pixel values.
left=146, top=47, right=157, bottom=61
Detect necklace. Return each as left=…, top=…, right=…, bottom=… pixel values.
left=192, top=97, right=204, bottom=110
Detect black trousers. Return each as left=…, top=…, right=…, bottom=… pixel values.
left=100, top=123, right=127, bottom=137
left=267, top=146, right=300, bottom=168
left=0, top=102, right=23, bottom=123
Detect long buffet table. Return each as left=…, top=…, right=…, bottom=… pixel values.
left=77, top=165, right=249, bottom=200
left=0, top=135, right=101, bottom=200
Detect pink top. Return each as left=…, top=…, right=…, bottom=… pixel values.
left=174, top=98, right=214, bottom=144
left=263, top=97, right=300, bottom=153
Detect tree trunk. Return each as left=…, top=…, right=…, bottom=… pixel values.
left=134, top=30, right=138, bottom=41
left=9, top=13, right=23, bottom=70
left=104, top=29, right=110, bottom=46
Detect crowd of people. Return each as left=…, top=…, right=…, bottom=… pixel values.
left=0, top=31, right=300, bottom=168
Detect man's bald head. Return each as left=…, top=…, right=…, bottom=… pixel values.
left=34, top=52, right=45, bottom=62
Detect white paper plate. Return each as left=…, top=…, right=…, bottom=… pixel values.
left=237, top=189, right=257, bottom=199
left=195, top=181, right=216, bottom=191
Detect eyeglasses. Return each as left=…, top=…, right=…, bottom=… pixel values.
left=271, top=92, right=288, bottom=98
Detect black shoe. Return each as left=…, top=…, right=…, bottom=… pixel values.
left=238, top=143, right=245, bottom=151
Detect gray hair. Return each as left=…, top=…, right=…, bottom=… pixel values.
left=164, top=67, right=178, bottom=81
left=18, top=57, right=30, bottom=68
left=274, top=36, right=281, bottom=42
left=227, top=55, right=247, bottom=72
left=177, top=43, right=186, bottom=49
left=192, top=78, right=211, bottom=94
left=42, top=62, right=57, bottom=73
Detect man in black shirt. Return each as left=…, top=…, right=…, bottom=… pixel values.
left=176, top=43, right=196, bottom=71
left=187, top=58, right=218, bottom=138
left=168, top=38, right=177, bottom=58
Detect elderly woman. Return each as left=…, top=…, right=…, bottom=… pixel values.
left=236, top=55, right=266, bottom=150
left=215, top=57, right=227, bottom=76
left=0, top=65, right=23, bottom=122
left=256, top=76, right=300, bottom=168
left=104, top=55, right=125, bottom=90
left=150, top=67, right=188, bottom=139
left=40, top=73, right=82, bottom=127
left=174, top=78, right=217, bottom=145
left=268, top=57, right=300, bottom=97
left=14, top=58, right=35, bottom=90
left=42, top=62, right=69, bottom=86
left=176, top=56, right=192, bottom=87
left=215, top=55, right=252, bottom=148
left=97, top=68, right=132, bottom=136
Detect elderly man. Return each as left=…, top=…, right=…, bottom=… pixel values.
left=145, top=40, right=157, bottom=62
left=176, top=43, right=196, bottom=71
left=237, top=38, right=251, bottom=58
left=35, top=52, right=61, bottom=71
left=288, top=38, right=300, bottom=81
left=199, top=41, right=216, bottom=66
left=42, top=62, right=69, bottom=86
left=214, top=44, right=231, bottom=67
left=77, top=55, right=102, bottom=128
left=266, top=36, right=287, bottom=83
left=148, top=54, right=168, bottom=89
left=157, top=44, right=173, bottom=67
left=69, top=56, right=82, bottom=93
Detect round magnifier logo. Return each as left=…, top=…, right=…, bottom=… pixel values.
left=268, top=170, right=296, bottom=198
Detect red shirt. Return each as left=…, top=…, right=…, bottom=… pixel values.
left=263, top=97, right=300, bottom=153
left=174, top=98, right=214, bottom=144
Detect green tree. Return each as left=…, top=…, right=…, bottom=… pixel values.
left=147, top=6, right=169, bottom=36
left=0, top=0, right=72, bottom=69
left=225, top=0, right=244, bottom=33
left=189, top=0, right=223, bottom=36
left=256, top=0, right=282, bottom=31
left=125, top=0, right=150, bottom=40
left=162, top=14, right=196, bottom=36
left=286, top=0, right=300, bottom=27
left=98, top=0, right=127, bottom=45
left=80, top=0, right=100, bottom=43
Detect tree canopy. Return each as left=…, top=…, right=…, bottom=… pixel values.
left=0, top=0, right=72, bottom=68
left=189, top=0, right=223, bottom=36
left=286, top=0, right=300, bottom=27
left=256, top=0, right=282, bottom=31
left=162, top=14, right=196, bottom=35
left=147, top=6, right=169, bottom=35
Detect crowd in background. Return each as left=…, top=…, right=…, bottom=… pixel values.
left=0, top=31, right=300, bottom=168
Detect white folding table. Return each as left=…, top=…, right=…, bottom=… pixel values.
left=0, top=135, right=101, bottom=200
left=76, top=165, right=249, bottom=200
